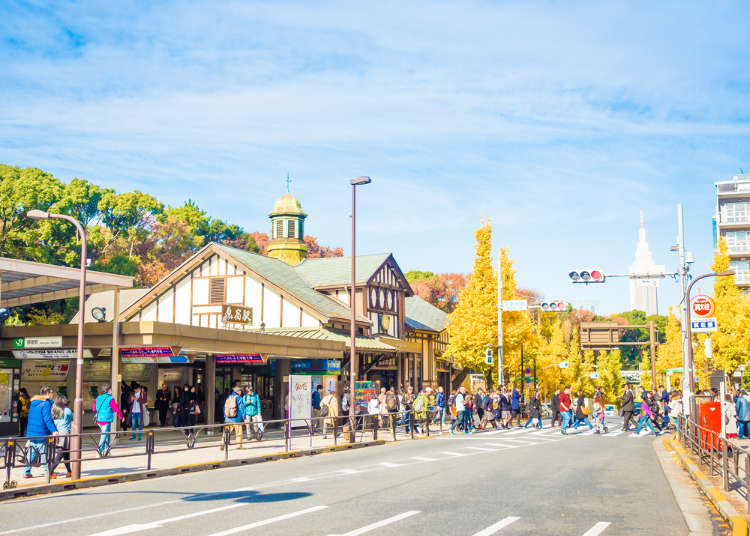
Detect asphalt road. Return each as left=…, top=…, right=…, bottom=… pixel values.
left=0, top=421, right=697, bottom=536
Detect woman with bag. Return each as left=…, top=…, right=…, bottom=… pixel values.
left=523, top=390, right=543, bottom=429
left=593, top=394, right=608, bottom=434
left=171, top=386, right=182, bottom=427
left=572, top=390, right=593, bottom=431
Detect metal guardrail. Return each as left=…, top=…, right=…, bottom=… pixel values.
left=1, top=408, right=447, bottom=490
left=677, top=414, right=750, bottom=511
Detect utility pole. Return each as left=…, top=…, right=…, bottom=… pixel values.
left=649, top=321, right=657, bottom=392
left=676, top=204, right=691, bottom=416
left=497, top=252, right=504, bottom=388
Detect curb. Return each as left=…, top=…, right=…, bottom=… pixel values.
left=0, top=440, right=385, bottom=502
left=667, top=438, right=749, bottom=536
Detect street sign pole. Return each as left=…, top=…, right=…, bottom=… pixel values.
left=497, top=254, right=503, bottom=388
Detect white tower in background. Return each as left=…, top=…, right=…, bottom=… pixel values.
left=629, top=211, right=665, bottom=316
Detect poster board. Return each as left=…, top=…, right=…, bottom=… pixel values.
left=288, top=374, right=312, bottom=426
left=354, top=381, right=376, bottom=412
left=469, top=374, right=486, bottom=393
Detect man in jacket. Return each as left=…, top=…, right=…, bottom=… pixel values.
left=221, top=385, right=245, bottom=450
left=621, top=384, right=636, bottom=431
left=559, top=386, right=572, bottom=435
left=24, top=385, right=58, bottom=478
left=435, top=386, right=446, bottom=425
left=450, top=386, right=468, bottom=435
left=736, top=390, right=750, bottom=439
left=550, top=389, right=561, bottom=428
left=511, top=386, right=522, bottom=427
left=312, top=385, right=323, bottom=432
left=155, top=383, right=170, bottom=427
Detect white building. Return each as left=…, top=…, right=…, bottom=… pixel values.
left=629, top=212, right=665, bottom=316
left=714, top=173, right=750, bottom=288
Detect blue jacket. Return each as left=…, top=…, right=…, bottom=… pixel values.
left=224, top=392, right=245, bottom=423
left=95, top=393, right=115, bottom=423
left=436, top=392, right=445, bottom=408
left=312, top=390, right=321, bottom=410
left=511, top=389, right=521, bottom=410
left=243, top=393, right=261, bottom=417
left=25, top=396, right=57, bottom=438
left=736, top=396, right=750, bottom=422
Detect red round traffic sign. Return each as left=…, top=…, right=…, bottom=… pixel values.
left=691, top=295, right=715, bottom=317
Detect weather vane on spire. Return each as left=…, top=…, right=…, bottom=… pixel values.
left=285, top=173, right=293, bottom=193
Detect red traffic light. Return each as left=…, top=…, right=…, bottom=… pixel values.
left=570, top=269, right=605, bottom=283
left=590, top=270, right=604, bottom=282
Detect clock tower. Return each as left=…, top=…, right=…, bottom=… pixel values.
left=267, top=192, right=308, bottom=265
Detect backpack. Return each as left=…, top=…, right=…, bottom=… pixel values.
left=224, top=393, right=239, bottom=418
left=386, top=393, right=398, bottom=411
left=320, top=404, right=329, bottom=417
left=414, top=396, right=425, bottom=413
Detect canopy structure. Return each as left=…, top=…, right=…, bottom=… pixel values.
left=0, top=257, right=134, bottom=308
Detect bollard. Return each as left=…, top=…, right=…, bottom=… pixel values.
left=392, top=412, right=397, bottom=442
left=410, top=412, right=415, bottom=440
left=223, top=426, right=230, bottom=461
left=373, top=416, right=378, bottom=441
left=333, top=420, right=338, bottom=446
left=426, top=414, right=430, bottom=437
left=147, top=431, right=154, bottom=471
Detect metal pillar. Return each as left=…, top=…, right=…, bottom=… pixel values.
left=649, top=321, right=657, bottom=392
left=111, top=290, right=121, bottom=433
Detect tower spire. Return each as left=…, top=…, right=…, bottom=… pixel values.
left=285, top=173, right=293, bottom=193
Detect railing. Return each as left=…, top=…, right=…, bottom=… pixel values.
left=677, top=415, right=750, bottom=511
left=1, top=408, right=447, bottom=490
left=727, top=244, right=750, bottom=255
left=735, top=272, right=750, bottom=285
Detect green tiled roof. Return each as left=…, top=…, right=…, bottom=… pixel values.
left=405, top=296, right=448, bottom=332
left=214, top=243, right=369, bottom=322
left=293, top=253, right=392, bottom=288
left=263, top=327, right=397, bottom=352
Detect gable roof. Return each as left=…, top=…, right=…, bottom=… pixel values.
left=405, top=296, right=448, bottom=332
left=121, top=243, right=369, bottom=323
left=294, top=253, right=413, bottom=296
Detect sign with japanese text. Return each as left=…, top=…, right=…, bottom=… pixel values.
left=13, top=348, right=93, bottom=360
left=120, top=347, right=173, bottom=358
left=222, top=304, right=253, bottom=325
left=502, top=300, right=528, bottom=311
left=691, top=318, right=717, bottom=333
left=13, top=336, right=63, bottom=349
left=289, top=374, right=312, bottom=424
left=215, top=353, right=265, bottom=364
left=691, top=295, right=715, bottom=318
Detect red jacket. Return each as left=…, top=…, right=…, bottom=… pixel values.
left=559, top=393, right=572, bottom=411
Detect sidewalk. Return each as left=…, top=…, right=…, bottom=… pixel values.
left=2, top=421, right=447, bottom=494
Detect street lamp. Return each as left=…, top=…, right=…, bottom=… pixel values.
left=27, top=209, right=87, bottom=480
left=685, top=269, right=735, bottom=414
left=349, top=176, right=371, bottom=443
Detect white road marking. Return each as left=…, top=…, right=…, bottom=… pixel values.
left=379, top=462, right=401, bottom=467
left=581, top=521, right=611, bottom=536
left=483, top=443, right=512, bottom=449
left=441, top=451, right=466, bottom=456
left=337, top=468, right=360, bottom=474
left=206, top=506, right=328, bottom=536
left=465, top=446, right=498, bottom=452
left=498, top=438, right=535, bottom=445
left=88, top=503, right=244, bottom=536
left=471, top=516, right=521, bottom=535
left=411, top=456, right=437, bottom=462
left=291, top=476, right=312, bottom=482
left=328, top=510, right=420, bottom=536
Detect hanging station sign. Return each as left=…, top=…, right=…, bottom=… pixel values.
left=215, top=353, right=265, bottom=364
left=13, top=348, right=94, bottom=360
left=13, top=336, right=63, bottom=349
left=222, top=304, right=253, bottom=325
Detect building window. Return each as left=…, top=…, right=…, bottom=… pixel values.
left=209, top=277, right=226, bottom=304
left=275, top=219, right=283, bottom=239
left=722, top=201, right=750, bottom=224
left=287, top=219, right=295, bottom=239
left=298, top=221, right=304, bottom=239
left=726, top=231, right=750, bottom=253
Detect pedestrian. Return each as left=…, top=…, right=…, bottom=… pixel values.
left=221, top=385, right=245, bottom=450
left=93, top=383, right=124, bottom=456
left=447, top=389, right=457, bottom=430
left=725, top=394, right=738, bottom=438
left=500, top=389, right=513, bottom=429
left=24, top=385, right=59, bottom=478
left=550, top=388, right=561, bottom=428
left=242, top=385, right=264, bottom=440
left=180, top=384, right=192, bottom=430
left=670, top=391, right=683, bottom=430
left=403, top=386, right=416, bottom=433
left=16, top=388, right=30, bottom=436
left=475, top=388, right=485, bottom=427
left=189, top=385, right=201, bottom=425
left=736, top=390, right=750, bottom=439
left=171, top=386, right=182, bottom=426
left=559, top=386, right=572, bottom=435
left=128, top=384, right=145, bottom=440
left=320, top=389, right=339, bottom=438
left=414, top=388, right=429, bottom=433
left=593, top=393, right=607, bottom=434
left=120, top=383, right=131, bottom=431
left=621, top=384, right=636, bottom=431
left=450, top=386, right=469, bottom=435
left=49, top=395, right=73, bottom=478
left=312, top=384, right=323, bottom=431
left=367, top=392, right=381, bottom=430
left=523, top=390, right=543, bottom=429
left=511, top=385, right=522, bottom=427
left=435, top=386, right=446, bottom=425
left=572, top=390, right=593, bottom=431
left=384, top=387, right=399, bottom=427
left=634, top=391, right=660, bottom=436
left=155, top=383, right=170, bottom=427
left=463, top=390, right=474, bottom=431
left=481, top=389, right=498, bottom=429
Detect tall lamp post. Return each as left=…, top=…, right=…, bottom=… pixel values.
left=349, top=176, right=371, bottom=443
left=684, top=269, right=734, bottom=416
left=27, top=209, right=87, bottom=479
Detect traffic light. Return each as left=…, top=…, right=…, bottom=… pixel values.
left=568, top=269, right=605, bottom=283
left=485, top=347, right=493, bottom=365
left=540, top=301, right=568, bottom=312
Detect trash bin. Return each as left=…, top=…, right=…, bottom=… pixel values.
left=699, top=401, right=721, bottom=450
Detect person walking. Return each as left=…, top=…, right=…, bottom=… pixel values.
left=634, top=391, right=660, bottom=435
left=320, top=389, right=339, bottom=438
left=725, top=394, right=738, bottom=438
left=128, top=384, right=145, bottom=440
left=16, top=388, right=30, bottom=436
left=621, top=384, right=636, bottom=431
left=93, top=383, right=124, bottom=456
left=312, top=384, right=323, bottom=432
left=435, top=386, right=446, bottom=426
left=736, top=390, right=750, bottom=439
left=499, top=389, right=512, bottom=429
left=550, top=388, right=561, bottom=428
left=403, top=386, right=416, bottom=434
left=474, top=388, right=486, bottom=427
left=593, top=393, right=607, bottom=434
left=221, top=385, right=245, bottom=450
left=155, top=383, right=170, bottom=427
left=450, top=386, right=468, bottom=435
left=243, top=385, right=264, bottom=440
left=511, top=385, right=522, bottom=427
left=523, top=390, right=543, bottom=429
left=383, top=388, right=399, bottom=428
left=49, top=395, right=73, bottom=478
left=24, top=386, right=58, bottom=479
left=414, top=388, right=429, bottom=433
left=559, top=386, right=572, bottom=435
left=572, top=390, right=593, bottom=431
left=171, top=386, right=182, bottom=426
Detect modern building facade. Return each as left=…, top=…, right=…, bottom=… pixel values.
left=629, top=212, right=665, bottom=315
left=714, top=174, right=750, bottom=288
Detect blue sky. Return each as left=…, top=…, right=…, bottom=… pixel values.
left=2, top=1, right=749, bottom=314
